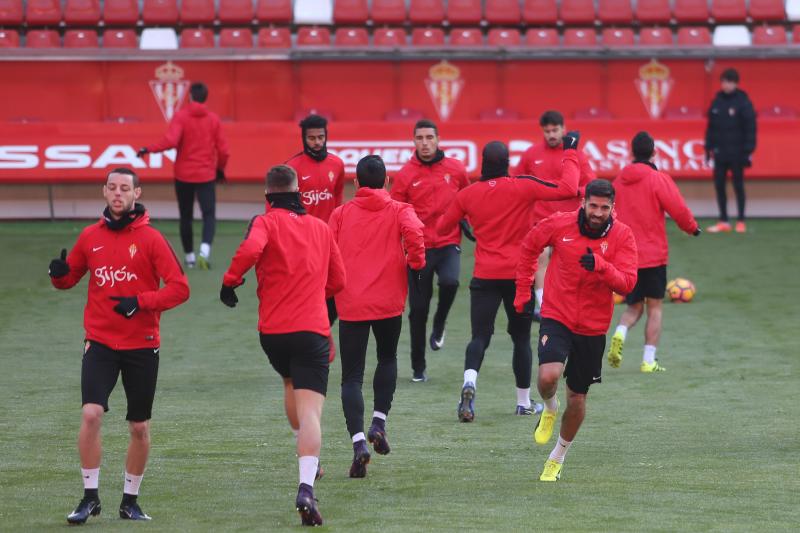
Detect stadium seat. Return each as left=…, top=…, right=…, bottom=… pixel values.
left=677, top=26, right=712, bottom=44
left=374, top=27, right=407, bottom=46
left=257, top=27, right=291, bottom=47
left=218, top=0, right=254, bottom=24
left=26, top=29, right=60, bottom=47
left=103, top=29, right=138, bottom=48
left=663, top=106, right=704, bottom=118
left=294, top=108, right=334, bottom=121
left=64, top=29, right=99, bottom=47
left=711, top=0, right=746, bottom=22
left=748, top=0, right=785, bottom=21
left=564, top=28, right=598, bottom=46
left=488, top=28, right=521, bottom=45
left=598, top=0, right=633, bottom=24
left=602, top=27, right=635, bottom=46
left=334, top=0, right=369, bottom=24
left=635, top=0, right=672, bottom=23
left=712, top=25, right=751, bottom=45
left=673, top=0, right=710, bottom=23
left=450, top=27, right=483, bottom=46
left=412, top=27, right=445, bottom=45
left=103, top=0, right=139, bottom=25
left=523, top=0, right=558, bottom=24
left=295, top=0, right=333, bottom=24
left=789, top=0, right=800, bottom=20
left=64, top=0, right=100, bottom=25
left=335, top=27, right=369, bottom=46
left=479, top=107, right=520, bottom=120
left=446, top=0, right=482, bottom=25
left=371, top=0, right=408, bottom=24
left=180, top=0, right=215, bottom=24
left=219, top=28, right=253, bottom=47
left=385, top=108, right=425, bottom=121
left=525, top=27, right=559, bottom=46
left=640, top=27, right=674, bottom=45
left=297, top=26, right=332, bottom=46
left=752, top=25, right=787, bottom=44
left=139, top=27, right=178, bottom=49
left=0, top=29, right=20, bottom=47
left=0, top=0, right=23, bottom=25
left=25, top=0, right=62, bottom=26
left=574, top=107, right=613, bottom=119
left=409, top=0, right=445, bottom=25
left=142, top=0, right=178, bottom=25
left=560, top=0, right=596, bottom=25
left=255, top=0, right=293, bottom=24
left=180, top=28, right=214, bottom=47
left=485, top=0, right=522, bottom=24
left=759, top=104, right=798, bottom=118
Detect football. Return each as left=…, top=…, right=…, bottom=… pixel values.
left=667, top=278, right=696, bottom=302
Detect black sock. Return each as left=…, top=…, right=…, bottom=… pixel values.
left=84, top=488, right=99, bottom=501
left=121, top=493, right=137, bottom=505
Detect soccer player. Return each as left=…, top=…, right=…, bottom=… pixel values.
left=137, top=82, right=229, bottom=269
left=391, top=119, right=470, bottom=382
left=219, top=165, right=346, bottom=526
left=608, top=132, right=700, bottom=373
left=329, top=155, right=425, bottom=478
left=515, top=179, right=638, bottom=482
left=437, top=138, right=581, bottom=422
left=513, top=110, right=596, bottom=320
left=48, top=168, right=190, bottom=524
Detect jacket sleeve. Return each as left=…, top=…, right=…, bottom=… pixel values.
left=333, top=165, right=345, bottom=208
left=512, top=148, right=531, bottom=176
left=657, top=174, right=699, bottom=236
left=592, top=228, right=638, bottom=295
left=327, top=207, right=342, bottom=243
left=215, top=118, right=230, bottom=170
left=398, top=204, right=426, bottom=270
left=146, top=114, right=184, bottom=153
left=579, top=152, right=597, bottom=185
left=741, top=96, right=757, bottom=154
left=137, top=232, right=190, bottom=312
left=222, top=216, right=268, bottom=287
left=325, top=234, right=347, bottom=298
left=515, top=217, right=554, bottom=305
left=456, top=161, right=470, bottom=189
left=50, top=231, right=89, bottom=290
left=436, top=192, right=466, bottom=236
left=519, top=150, right=580, bottom=201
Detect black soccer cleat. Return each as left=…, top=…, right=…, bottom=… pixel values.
left=367, top=423, right=391, bottom=455
left=349, top=440, right=371, bottom=478
left=412, top=370, right=428, bottom=383
left=458, top=382, right=476, bottom=422
left=66, top=496, right=101, bottom=525
left=429, top=328, right=445, bottom=351
left=119, top=499, right=151, bottom=521
left=296, top=483, right=323, bottom=526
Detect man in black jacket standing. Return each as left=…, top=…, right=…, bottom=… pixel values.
left=704, top=68, right=756, bottom=233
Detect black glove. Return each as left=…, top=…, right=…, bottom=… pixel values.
left=704, top=150, right=712, bottom=165
left=693, top=227, right=702, bottom=236
left=742, top=153, right=753, bottom=168
left=216, top=169, right=227, bottom=183
left=409, top=269, right=423, bottom=294
left=111, top=296, right=139, bottom=318
left=136, top=147, right=148, bottom=158
left=459, top=219, right=476, bottom=242
left=48, top=248, right=70, bottom=278
left=562, top=131, right=580, bottom=151
left=220, top=279, right=245, bottom=308
left=579, top=247, right=595, bottom=272
left=518, top=289, right=537, bottom=318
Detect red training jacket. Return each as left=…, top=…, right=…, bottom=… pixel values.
left=437, top=151, right=580, bottom=279
left=515, top=210, right=638, bottom=336
left=222, top=207, right=346, bottom=337
left=146, top=101, right=229, bottom=183
left=513, top=142, right=596, bottom=224
left=390, top=153, right=470, bottom=249
left=51, top=209, right=190, bottom=350
left=613, top=162, right=699, bottom=269
left=286, top=152, right=346, bottom=222
left=329, top=188, right=426, bottom=321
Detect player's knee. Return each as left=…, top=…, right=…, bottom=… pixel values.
left=128, top=421, right=150, bottom=441
left=538, top=367, right=561, bottom=387
left=81, top=404, right=104, bottom=427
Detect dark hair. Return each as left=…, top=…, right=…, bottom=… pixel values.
left=190, top=82, right=208, bottom=103
left=585, top=179, right=615, bottom=202
left=632, top=131, right=655, bottom=161
left=539, top=110, right=564, bottom=127
left=720, top=68, right=740, bottom=83
left=299, top=114, right=328, bottom=131
left=266, top=164, right=297, bottom=191
left=107, top=167, right=139, bottom=187
left=413, top=119, right=438, bottom=136
left=356, top=155, right=386, bottom=189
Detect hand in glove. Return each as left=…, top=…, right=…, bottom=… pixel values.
left=48, top=248, right=70, bottom=278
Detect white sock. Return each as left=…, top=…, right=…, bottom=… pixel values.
left=463, top=369, right=478, bottom=387
left=643, top=345, right=657, bottom=365
left=81, top=467, right=99, bottom=490
left=615, top=324, right=628, bottom=340
left=352, top=432, right=366, bottom=443
left=535, top=288, right=544, bottom=307
left=543, top=394, right=558, bottom=412
left=548, top=436, right=572, bottom=464
left=185, top=252, right=196, bottom=264
left=199, top=242, right=211, bottom=258
left=123, top=472, right=143, bottom=496
left=372, top=411, right=387, bottom=421
left=298, top=456, right=319, bottom=488
left=516, top=388, right=531, bottom=408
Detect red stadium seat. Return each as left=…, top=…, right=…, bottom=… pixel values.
left=257, top=27, right=291, bottom=47
left=711, top=0, right=746, bottom=22
left=598, top=0, right=633, bottom=24
left=180, top=28, right=214, bottom=47
left=218, top=0, right=254, bottom=24
left=180, top=0, right=215, bottom=24
left=219, top=28, right=253, bottom=47
left=26, top=29, right=60, bottom=47
left=412, top=27, right=445, bottom=45
left=446, top=0, right=482, bottom=25
left=297, top=26, right=331, bottom=46
left=255, top=0, right=292, bottom=24
left=374, top=27, right=407, bottom=46
left=525, top=27, right=559, bottom=46
left=673, top=0, right=710, bottom=23
left=602, top=27, right=635, bottom=46
left=759, top=104, right=798, bottom=118
left=334, top=0, right=369, bottom=24
left=479, top=107, right=520, bottom=120
left=142, top=0, right=178, bottom=25
left=663, top=106, right=704, bottom=119
left=574, top=107, right=613, bottom=119
left=635, top=0, right=672, bottom=23
left=0, top=29, right=20, bottom=47
left=103, top=29, right=138, bottom=48
left=749, top=0, right=785, bottom=21
left=639, top=26, right=674, bottom=45
left=385, top=108, right=425, bottom=121
left=560, top=0, right=596, bottom=25
left=335, top=27, right=369, bottom=46
left=64, top=0, right=100, bottom=25
left=523, top=0, right=558, bottom=24
left=677, top=26, right=711, bottom=44
left=752, top=25, right=787, bottom=44
left=450, top=27, right=483, bottom=46
left=0, top=0, right=23, bottom=25
left=409, top=0, right=445, bottom=25
left=488, top=28, right=521, bottom=45
left=564, top=28, right=598, bottom=46
left=103, top=0, right=139, bottom=25
left=64, top=29, right=99, bottom=47
left=485, top=0, right=521, bottom=24
left=25, top=0, right=61, bottom=26
left=371, top=0, right=407, bottom=24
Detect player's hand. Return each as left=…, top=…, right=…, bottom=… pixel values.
left=136, top=147, right=148, bottom=159
left=111, top=296, right=139, bottom=318
left=579, top=247, right=595, bottom=272
left=515, top=289, right=537, bottom=318
left=409, top=269, right=423, bottom=294
left=220, top=279, right=245, bottom=308
left=742, top=153, right=753, bottom=168
left=48, top=248, right=70, bottom=278
left=562, top=131, right=580, bottom=151
left=459, top=219, right=476, bottom=242
left=215, top=169, right=227, bottom=183
left=693, top=227, right=702, bottom=236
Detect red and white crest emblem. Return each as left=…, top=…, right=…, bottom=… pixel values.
left=444, top=173, right=451, bottom=184
left=425, top=61, right=464, bottom=122
left=328, top=170, right=335, bottom=182
left=129, top=243, right=138, bottom=258
left=150, top=61, right=190, bottom=122
left=541, top=335, right=548, bottom=346
left=600, top=241, right=608, bottom=255
left=635, top=60, right=673, bottom=119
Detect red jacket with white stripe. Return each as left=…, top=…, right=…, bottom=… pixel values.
left=286, top=152, right=346, bottom=222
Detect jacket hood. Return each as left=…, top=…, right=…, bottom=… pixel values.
left=186, top=101, right=209, bottom=117
left=412, top=150, right=445, bottom=167
left=716, top=88, right=749, bottom=100
left=101, top=203, right=149, bottom=231
left=352, top=187, right=391, bottom=211
left=617, top=162, right=655, bottom=185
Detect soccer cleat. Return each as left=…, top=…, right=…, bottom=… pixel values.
left=608, top=331, right=624, bottom=368
left=412, top=370, right=428, bottom=383
left=367, top=424, right=391, bottom=455
left=348, top=440, right=371, bottom=478
left=640, top=360, right=666, bottom=373
left=457, top=382, right=476, bottom=422
left=515, top=402, right=544, bottom=416
left=184, top=260, right=196, bottom=269
left=534, top=402, right=559, bottom=445
left=119, top=499, right=151, bottom=521
left=429, top=328, right=445, bottom=351
left=196, top=254, right=210, bottom=270
left=296, top=483, right=323, bottom=526
left=706, top=221, right=732, bottom=233
left=66, top=496, right=101, bottom=524
left=735, top=221, right=747, bottom=233
left=539, top=459, right=563, bottom=482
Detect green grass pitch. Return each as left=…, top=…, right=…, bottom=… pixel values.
left=0, top=218, right=798, bottom=531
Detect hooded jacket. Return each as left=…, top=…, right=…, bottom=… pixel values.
left=286, top=151, right=346, bottom=222
left=704, top=89, right=757, bottom=163
left=329, top=188, right=426, bottom=321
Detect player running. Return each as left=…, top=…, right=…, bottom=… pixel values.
left=49, top=168, right=190, bottom=524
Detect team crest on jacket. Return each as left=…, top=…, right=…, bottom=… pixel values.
left=541, top=335, right=548, bottom=346
left=444, top=174, right=451, bottom=184
left=425, top=61, right=464, bottom=122
left=601, top=241, right=608, bottom=255
left=635, top=59, right=673, bottom=119
left=129, top=243, right=138, bottom=259
left=150, top=61, right=190, bottom=122
left=328, top=170, right=335, bottom=182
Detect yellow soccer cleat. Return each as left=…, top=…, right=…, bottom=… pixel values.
left=539, top=459, right=563, bottom=482
left=534, top=402, right=558, bottom=445
left=196, top=255, right=210, bottom=270
left=608, top=332, right=624, bottom=368
left=640, top=360, right=666, bottom=373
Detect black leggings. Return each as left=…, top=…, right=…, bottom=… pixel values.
left=174, top=179, right=216, bottom=254
left=713, top=160, right=746, bottom=222
left=339, top=316, right=402, bottom=438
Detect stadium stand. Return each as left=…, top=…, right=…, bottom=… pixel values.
left=711, top=0, right=747, bottom=23
left=564, top=28, right=599, bottom=46
left=0, top=0, right=23, bottom=25
left=295, top=0, right=333, bottom=25
left=335, top=27, right=370, bottom=45
left=385, top=107, right=425, bottom=120
left=485, top=0, right=522, bottom=25
left=749, top=0, right=785, bottom=21
left=25, top=0, right=62, bottom=26
left=373, top=26, right=407, bottom=45
left=752, top=25, right=788, bottom=44
left=218, top=0, right=255, bottom=24
left=635, top=0, right=672, bottom=24
left=450, top=27, right=484, bottom=45
left=334, top=0, right=369, bottom=24
left=446, top=0, right=483, bottom=25
left=371, top=0, right=408, bottom=24
left=25, top=29, right=60, bottom=47
left=411, top=27, right=445, bottom=45
left=219, top=28, right=253, bottom=47
left=713, top=25, right=752, bottom=45
left=103, top=0, right=140, bottom=26
left=787, top=0, right=800, bottom=20
left=255, top=0, right=293, bottom=24
left=64, top=29, right=99, bottom=47
left=598, top=0, right=634, bottom=25
left=103, top=29, right=139, bottom=48
left=0, top=28, right=20, bottom=47
left=294, top=108, right=334, bottom=121
left=257, top=27, right=291, bottom=47
left=180, top=0, right=216, bottom=25
left=487, top=28, right=522, bottom=45
left=479, top=107, right=521, bottom=120
left=523, top=0, right=559, bottom=25
left=180, top=28, right=215, bottom=47
left=297, top=26, right=332, bottom=45
left=677, top=26, right=712, bottom=45
left=640, top=27, right=674, bottom=45
left=663, top=106, right=704, bottom=118
left=574, top=106, right=613, bottom=119
left=139, top=27, right=178, bottom=49
left=760, top=104, right=798, bottom=118
left=142, top=0, right=178, bottom=25
left=64, top=0, right=101, bottom=25
left=602, top=27, right=635, bottom=46
left=409, top=0, right=445, bottom=25
left=560, top=0, right=597, bottom=25
left=673, top=0, right=710, bottom=23
left=525, top=27, right=559, bottom=46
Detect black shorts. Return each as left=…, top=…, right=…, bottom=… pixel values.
left=81, top=340, right=160, bottom=422
left=259, top=332, right=329, bottom=396
left=625, top=265, right=667, bottom=304
left=537, top=319, right=605, bottom=395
